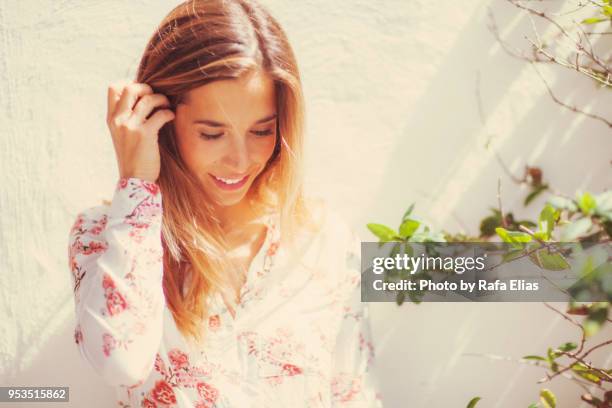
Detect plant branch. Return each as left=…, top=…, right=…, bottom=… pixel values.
left=528, top=60, right=612, bottom=128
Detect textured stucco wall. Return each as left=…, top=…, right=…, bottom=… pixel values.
left=0, top=0, right=610, bottom=407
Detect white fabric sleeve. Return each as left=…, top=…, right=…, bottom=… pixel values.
left=67, top=177, right=166, bottom=388
left=330, top=230, right=384, bottom=407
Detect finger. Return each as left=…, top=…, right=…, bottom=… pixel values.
left=106, top=80, right=129, bottom=124
left=143, top=109, right=175, bottom=136
left=131, top=94, right=171, bottom=123
left=114, top=82, right=154, bottom=119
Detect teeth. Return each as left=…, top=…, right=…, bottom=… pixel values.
left=213, top=175, right=245, bottom=184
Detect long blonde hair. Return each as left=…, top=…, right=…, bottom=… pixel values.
left=135, top=0, right=318, bottom=343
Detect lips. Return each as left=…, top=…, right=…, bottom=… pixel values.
left=209, top=173, right=249, bottom=191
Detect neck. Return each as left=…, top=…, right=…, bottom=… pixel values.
left=214, top=195, right=263, bottom=235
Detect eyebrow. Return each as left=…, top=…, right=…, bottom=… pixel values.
left=193, top=113, right=277, bottom=127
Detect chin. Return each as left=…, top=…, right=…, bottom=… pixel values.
left=209, top=189, right=250, bottom=207
left=216, top=196, right=245, bottom=207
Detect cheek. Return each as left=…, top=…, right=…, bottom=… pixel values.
left=251, top=136, right=277, bottom=162
left=176, top=136, right=221, bottom=171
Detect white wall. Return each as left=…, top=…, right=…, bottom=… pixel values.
left=0, top=0, right=610, bottom=407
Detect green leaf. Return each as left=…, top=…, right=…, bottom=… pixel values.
left=570, top=363, right=602, bottom=384
left=529, top=248, right=570, bottom=271
left=584, top=302, right=609, bottom=337
left=570, top=362, right=589, bottom=372
left=547, top=347, right=559, bottom=360
left=540, top=389, right=556, bottom=408
left=548, top=196, right=577, bottom=212
left=480, top=213, right=502, bottom=237
left=581, top=17, right=606, bottom=24
left=367, top=223, right=399, bottom=242
left=402, top=203, right=415, bottom=222
left=560, top=217, right=592, bottom=241
left=556, top=342, right=577, bottom=352
left=466, top=397, right=481, bottom=408
left=522, top=355, right=547, bottom=361
left=533, top=231, right=549, bottom=241
left=525, top=184, right=549, bottom=206
left=496, top=228, right=533, bottom=247
left=406, top=242, right=415, bottom=257
left=571, top=362, right=603, bottom=383
left=502, top=249, right=525, bottom=263
left=546, top=347, right=560, bottom=372
left=594, top=190, right=612, bottom=220
left=396, top=291, right=405, bottom=306
left=577, top=192, right=597, bottom=215
left=399, top=219, right=420, bottom=239
left=389, top=242, right=402, bottom=258
left=528, top=404, right=539, bottom=408
left=517, top=220, right=538, bottom=230
left=538, top=204, right=558, bottom=239
left=603, top=5, right=612, bottom=16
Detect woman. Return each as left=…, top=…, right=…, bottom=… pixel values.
left=67, top=0, right=382, bottom=406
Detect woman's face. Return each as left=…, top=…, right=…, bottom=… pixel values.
left=173, top=70, right=278, bottom=207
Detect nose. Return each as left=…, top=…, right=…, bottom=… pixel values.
left=224, top=134, right=250, bottom=174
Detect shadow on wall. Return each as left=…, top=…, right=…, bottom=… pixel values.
left=365, top=1, right=612, bottom=407
left=7, top=316, right=115, bottom=407
left=368, top=0, right=611, bottom=233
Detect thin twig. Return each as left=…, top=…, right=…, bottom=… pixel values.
left=543, top=302, right=587, bottom=352
left=524, top=35, right=612, bottom=86
left=462, top=351, right=601, bottom=391
left=508, top=0, right=611, bottom=75
left=529, top=61, right=612, bottom=128
left=490, top=2, right=612, bottom=87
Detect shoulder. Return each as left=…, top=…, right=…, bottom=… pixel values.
left=309, top=198, right=357, bottom=250
left=303, top=197, right=360, bottom=270
left=309, top=201, right=362, bottom=300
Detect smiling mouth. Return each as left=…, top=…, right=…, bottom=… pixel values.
left=209, top=173, right=249, bottom=190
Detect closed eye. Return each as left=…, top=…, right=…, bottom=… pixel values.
left=199, top=132, right=223, bottom=140
left=251, top=129, right=274, bottom=137
left=198, top=128, right=275, bottom=140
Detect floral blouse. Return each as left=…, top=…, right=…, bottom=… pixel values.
left=67, top=177, right=382, bottom=407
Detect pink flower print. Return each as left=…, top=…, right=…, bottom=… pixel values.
left=151, top=380, right=176, bottom=405
left=208, top=314, right=220, bottom=331
left=106, top=290, right=128, bottom=316
left=141, top=398, right=157, bottom=408
left=189, top=363, right=213, bottom=378
left=154, top=354, right=167, bottom=376
left=168, top=348, right=189, bottom=370
left=142, top=180, right=160, bottom=196
left=81, top=240, right=108, bottom=256
left=331, top=374, right=362, bottom=403
left=196, top=382, right=219, bottom=404
left=175, top=371, right=199, bottom=388
left=69, top=215, right=84, bottom=236
left=102, top=333, right=116, bottom=357
left=69, top=255, right=78, bottom=273
left=266, top=376, right=283, bottom=386
left=359, top=332, right=375, bottom=365
left=266, top=241, right=279, bottom=257
left=281, top=363, right=303, bottom=376
left=74, top=326, right=83, bottom=345
left=125, top=198, right=161, bottom=230
left=118, top=178, right=129, bottom=190
left=102, top=274, right=115, bottom=289
left=89, top=215, right=108, bottom=235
